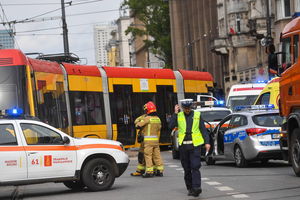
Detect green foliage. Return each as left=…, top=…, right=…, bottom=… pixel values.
left=122, top=0, right=172, bottom=68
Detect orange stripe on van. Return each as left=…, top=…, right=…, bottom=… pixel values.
left=233, top=87, right=264, bottom=91
left=0, top=144, right=122, bottom=152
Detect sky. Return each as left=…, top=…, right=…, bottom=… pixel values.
left=0, top=0, right=123, bottom=65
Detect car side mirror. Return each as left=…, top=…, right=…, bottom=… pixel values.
left=63, top=136, right=70, bottom=144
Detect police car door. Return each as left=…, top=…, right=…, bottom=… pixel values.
left=224, top=115, right=247, bottom=159
left=0, top=122, right=27, bottom=181
left=19, top=122, right=76, bottom=179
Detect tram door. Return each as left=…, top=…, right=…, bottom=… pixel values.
left=156, top=86, right=176, bottom=143
left=111, top=85, right=135, bottom=145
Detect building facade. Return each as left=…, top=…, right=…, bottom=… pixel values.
left=94, top=24, right=116, bottom=67
left=169, top=0, right=224, bottom=92
left=0, top=29, right=14, bottom=49
left=212, top=0, right=300, bottom=95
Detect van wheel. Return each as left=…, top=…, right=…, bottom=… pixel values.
left=63, top=180, right=85, bottom=190
left=205, top=156, right=215, bottom=165
left=234, top=146, right=248, bottom=168
left=291, top=128, right=300, bottom=176
left=82, top=158, right=116, bottom=191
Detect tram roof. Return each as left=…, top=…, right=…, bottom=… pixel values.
left=28, top=58, right=63, bottom=74
left=103, top=66, right=175, bottom=79
left=179, top=69, right=213, bottom=81
left=62, top=63, right=101, bottom=76
left=0, top=49, right=27, bottom=66
left=282, top=17, right=300, bottom=35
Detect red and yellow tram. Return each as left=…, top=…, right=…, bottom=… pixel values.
left=0, top=49, right=214, bottom=148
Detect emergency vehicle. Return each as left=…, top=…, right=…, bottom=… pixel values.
left=0, top=108, right=129, bottom=191
left=254, top=77, right=280, bottom=109
left=226, top=83, right=266, bottom=111
left=278, top=15, right=300, bottom=176
left=206, top=105, right=283, bottom=167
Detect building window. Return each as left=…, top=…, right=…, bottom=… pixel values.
left=296, top=0, right=300, bottom=12
left=276, top=0, right=291, bottom=20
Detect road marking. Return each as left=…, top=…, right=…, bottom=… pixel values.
left=232, top=194, right=249, bottom=198
left=205, top=181, right=222, bottom=186
left=175, top=168, right=183, bottom=170
left=227, top=192, right=240, bottom=195
left=215, top=186, right=234, bottom=191
left=168, top=165, right=179, bottom=168
left=201, top=177, right=210, bottom=181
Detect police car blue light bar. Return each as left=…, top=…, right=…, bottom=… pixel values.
left=235, top=104, right=275, bottom=111
left=6, top=107, right=23, bottom=117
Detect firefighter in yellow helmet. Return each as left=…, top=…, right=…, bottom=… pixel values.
left=130, top=114, right=147, bottom=176
left=136, top=101, right=164, bottom=178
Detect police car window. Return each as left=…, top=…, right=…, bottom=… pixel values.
left=20, top=124, right=63, bottom=145
left=0, top=124, right=17, bottom=145
left=252, top=114, right=283, bottom=127
left=229, top=115, right=245, bottom=129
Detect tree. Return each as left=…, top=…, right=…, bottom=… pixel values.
left=121, top=0, right=172, bottom=68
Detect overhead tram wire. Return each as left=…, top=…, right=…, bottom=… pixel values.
left=1, top=0, right=103, bottom=6
left=0, top=0, right=104, bottom=25
left=0, top=2, right=20, bottom=49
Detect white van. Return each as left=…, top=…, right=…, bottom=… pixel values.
left=226, top=83, right=266, bottom=111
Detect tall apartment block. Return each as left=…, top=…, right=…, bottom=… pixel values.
left=0, top=29, right=14, bottom=49
left=94, top=25, right=117, bottom=67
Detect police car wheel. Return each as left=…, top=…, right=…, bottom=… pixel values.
left=291, top=129, right=300, bottom=177
left=63, top=180, right=85, bottom=190
left=234, top=146, right=247, bottom=168
left=82, top=158, right=116, bottom=191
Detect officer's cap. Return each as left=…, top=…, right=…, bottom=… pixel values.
left=180, top=99, right=193, bottom=108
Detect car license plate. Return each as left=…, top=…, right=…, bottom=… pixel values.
left=272, top=134, right=280, bottom=139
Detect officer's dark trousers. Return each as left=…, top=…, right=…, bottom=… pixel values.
left=179, top=145, right=201, bottom=190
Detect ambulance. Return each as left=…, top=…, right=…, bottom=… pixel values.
left=253, top=77, right=280, bottom=109
left=226, top=83, right=266, bottom=111
left=0, top=108, right=129, bottom=191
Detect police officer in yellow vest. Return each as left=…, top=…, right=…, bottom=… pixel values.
left=136, top=101, right=164, bottom=178
left=169, top=99, right=210, bottom=197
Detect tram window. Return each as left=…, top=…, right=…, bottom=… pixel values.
left=70, top=92, right=105, bottom=125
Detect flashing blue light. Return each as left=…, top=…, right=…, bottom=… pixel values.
left=213, top=100, right=225, bottom=107
left=234, top=104, right=275, bottom=111
left=6, top=107, right=23, bottom=117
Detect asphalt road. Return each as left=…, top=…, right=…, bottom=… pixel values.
left=1, top=150, right=300, bottom=200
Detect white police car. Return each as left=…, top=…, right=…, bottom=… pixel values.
left=0, top=109, right=129, bottom=191
left=206, top=105, right=283, bottom=167
left=171, top=100, right=231, bottom=159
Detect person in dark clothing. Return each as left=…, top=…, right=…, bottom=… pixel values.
left=168, top=99, right=210, bottom=197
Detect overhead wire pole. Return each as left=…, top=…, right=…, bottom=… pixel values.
left=266, top=0, right=272, bottom=43
left=61, top=0, right=70, bottom=55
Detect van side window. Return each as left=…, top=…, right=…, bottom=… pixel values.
left=256, top=92, right=270, bottom=105
left=293, top=35, right=299, bottom=64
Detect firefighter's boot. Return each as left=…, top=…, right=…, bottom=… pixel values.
left=155, top=170, right=163, bottom=177
left=130, top=170, right=144, bottom=176
left=142, top=173, right=154, bottom=178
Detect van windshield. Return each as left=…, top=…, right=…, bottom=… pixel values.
left=227, top=95, right=258, bottom=110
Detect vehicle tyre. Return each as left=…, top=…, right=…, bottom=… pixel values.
left=205, top=156, right=215, bottom=165
left=172, top=149, right=180, bottom=159
left=63, top=180, right=85, bottom=190
left=291, top=128, right=300, bottom=176
left=234, top=146, right=248, bottom=168
left=82, top=158, right=116, bottom=191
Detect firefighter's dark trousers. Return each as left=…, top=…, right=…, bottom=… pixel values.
left=179, top=145, right=202, bottom=190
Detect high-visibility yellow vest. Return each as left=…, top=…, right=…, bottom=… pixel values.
left=177, top=111, right=204, bottom=146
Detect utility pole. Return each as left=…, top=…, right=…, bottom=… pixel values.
left=61, top=0, right=70, bottom=55
left=266, top=0, right=272, bottom=43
